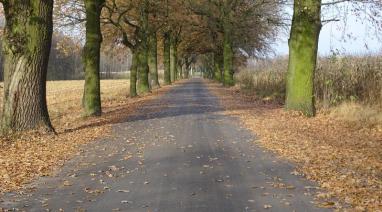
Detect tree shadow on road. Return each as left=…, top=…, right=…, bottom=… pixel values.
left=61, top=80, right=281, bottom=135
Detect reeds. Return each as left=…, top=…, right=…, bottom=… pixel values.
left=237, top=54, right=382, bottom=107
left=236, top=54, right=382, bottom=125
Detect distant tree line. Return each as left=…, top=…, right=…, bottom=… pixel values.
left=0, top=34, right=129, bottom=81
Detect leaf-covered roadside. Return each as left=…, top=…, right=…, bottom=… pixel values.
left=0, top=84, right=173, bottom=193
left=207, top=81, right=382, bottom=211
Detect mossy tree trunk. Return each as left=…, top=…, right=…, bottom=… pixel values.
left=83, top=0, right=104, bottom=116
left=137, top=0, right=150, bottom=94
left=214, top=52, right=223, bottom=82
left=130, top=51, right=138, bottom=97
left=136, top=42, right=150, bottom=94
left=1, top=0, right=54, bottom=133
left=170, top=39, right=177, bottom=82
left=286, top=0, right=322, bottom=117
left=148, top=31, right=160, bottom=88
left=163, top=32, right=171, bottom=85
left=222, top=14, right=234, bottom=86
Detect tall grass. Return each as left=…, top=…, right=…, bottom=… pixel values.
left=236, top=57, right=287, bottom=103
left=316, top=55, right=382, bottom=107
left=237, top=54, right=382, bottom=108
left=236, top=54, right=382, bottom=126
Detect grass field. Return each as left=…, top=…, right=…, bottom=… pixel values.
left=0, top=80, right=130, bottom=121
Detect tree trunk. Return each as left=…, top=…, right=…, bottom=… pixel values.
left=163, top=32, right=171, bottom=85
left=184, top=65, right=189, bottom=79
left=170, top=40, right=177, bottom=82
left=136, top=42, right=150, bottom=94
left=137, top=0, right=150, bottom=94
left=148, top=31, right=160, bottom=88
left=185, top=58, right=192, bottom=79
left=83, top=0, right=104, bottom=116
left=286, top=0, right=321, bottom=117
left=214, top=53, right=222, bottom=82
left=130, top=51, right=138, bottom=97
left=178, top=62, right=183, bottom=79
left=1, top=0, right=54, bottom=133
left=222, top=19, right=234, bottom=86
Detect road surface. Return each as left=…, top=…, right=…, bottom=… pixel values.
left=1, top=79, right=329, bottom=212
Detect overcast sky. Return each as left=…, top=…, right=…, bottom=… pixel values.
left=273, top=2, right=382, bottom=56
left=274, top=19, right=382, bottom=56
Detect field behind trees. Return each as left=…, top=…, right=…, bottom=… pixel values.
left=0, top=34, right=130, bottom=81
left=0, top=80, right=130, bottom=122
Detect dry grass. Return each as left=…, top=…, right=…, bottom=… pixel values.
left=0, top=80, right=130, bottom=121
left=208, top=81, right=382, bottom=211
left=239, top=56, right=382, bottom=103
left=237, top=55, right=382, bottom=126
left=330, top=102, right=382, bottom=128
left=236, top=57, right=287, bottom=102
left=0, top=80, right=173, bottom=193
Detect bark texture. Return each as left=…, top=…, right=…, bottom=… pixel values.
left=222, top=12, right=234, bottom=86
left=130, top=52, right=138, bottom=97
left=214, top=53, right=223, bottom=82
left=170, top=40, right=177, bottom=82
left=286, top=0, right=321, bottom=117
left=137, top=0, right=150, bottom=94
left=83, top=0, right=104, bottom=116
left=148, top=31, right=160, bottom=88
left=1, top=0, right=54, bottom=133
left=136, top=42, right=150, bottom=94
left=163, top=32, right=171, bottom=85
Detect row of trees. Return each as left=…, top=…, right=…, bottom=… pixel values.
left=0, top=0, right=281, bottom=133
left=0, top=0, right=380, bottom=133
left=199, top=0, right=381, bottom=116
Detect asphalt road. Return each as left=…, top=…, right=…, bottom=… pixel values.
left=1, top=79, right=329, bottom=212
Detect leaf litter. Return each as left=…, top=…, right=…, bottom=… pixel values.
left=207, top=81, right=382, bottom=211
left=0, top=83, right=174, bottom=193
